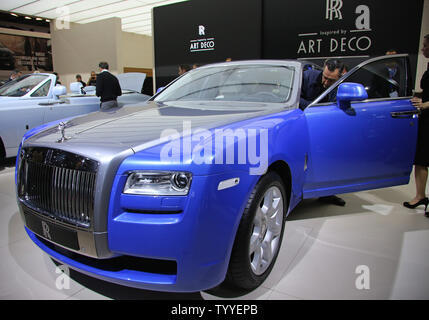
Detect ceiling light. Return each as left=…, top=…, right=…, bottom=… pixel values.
left=10, top=13, right=18, bottom=17
left=24, top=16, right=32, bottom=20
left=36, top=17, right=42, bottom=21
left=46, top=19, right=50, bottom=22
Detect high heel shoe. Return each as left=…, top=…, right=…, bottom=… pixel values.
left=403, top=197, right=429, bottom=210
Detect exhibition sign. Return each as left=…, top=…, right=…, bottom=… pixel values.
left=262, top=0, right=424, bottom=71
left=153, top=0, right=424, bottom=88
left=153, top=0, right=262, bottom=88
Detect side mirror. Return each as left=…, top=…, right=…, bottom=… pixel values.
left=69, top=82, right=83, bottom=93
left=336, top=82, right=368, bottom=109
left=53, top=85, right=67, bottom=97
left=83, top=85, right=96, bottom=93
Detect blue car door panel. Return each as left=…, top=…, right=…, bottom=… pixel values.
left=303, top=55, right=418, bottom=198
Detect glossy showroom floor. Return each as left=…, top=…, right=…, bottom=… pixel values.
left=1, top=158, right=429, bottom=300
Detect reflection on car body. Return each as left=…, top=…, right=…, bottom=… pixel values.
left=15, top=55, right=418, bottom=292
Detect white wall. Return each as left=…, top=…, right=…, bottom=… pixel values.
left=50, top=18, right=120, bottom=89
left=118, top=31, right=153, bottom=73
left=50, top=17, right=153, bottom=90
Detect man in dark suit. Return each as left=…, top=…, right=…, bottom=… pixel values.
left=300, top=59, right=346, bottom=108
left=96, top=61, right=122, bottom=110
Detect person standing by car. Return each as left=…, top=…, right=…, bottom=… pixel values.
left=87, top=71, right=97, bottom=86
left=178, top=64, right=191, bottom=75
left=96, top=61, right=122, bottom=110
left=76, top=74, right=86, bottom=87
left=300, top=58, right=347, bottom=206
left=404, top=34, right=429, bottom=217
left=3, top=70, right=22, bottom=85
left=53, top=72, right=61, bottom=85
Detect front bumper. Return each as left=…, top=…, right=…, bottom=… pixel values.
left=21, top=171, right=256, bottom=292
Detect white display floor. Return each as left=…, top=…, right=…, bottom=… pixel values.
left=1, top=158, right=428, bottom=300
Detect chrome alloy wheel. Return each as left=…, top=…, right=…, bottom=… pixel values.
left=249, top=186, right=284, bottom=275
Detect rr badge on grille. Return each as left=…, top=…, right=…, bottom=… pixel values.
left=57, top=121, right=70, bottom=143
left=42, top=221, right=52, bottom=240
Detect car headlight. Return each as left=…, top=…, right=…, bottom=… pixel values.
left=123, top=171, right=192, bottom=196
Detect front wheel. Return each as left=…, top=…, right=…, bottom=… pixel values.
left=225, top=171, right=287, bottom=290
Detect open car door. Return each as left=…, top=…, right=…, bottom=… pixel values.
left=117, top=73, right=146, bottom=92
left=302, top=54, right=418, bottom=199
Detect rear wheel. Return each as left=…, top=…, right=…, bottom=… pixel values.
left=225, top=171, right=287, bottom=290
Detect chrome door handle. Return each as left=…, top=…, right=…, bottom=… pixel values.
left=390, top=110, right=420, bottom=118
left=38, top=100, right=66, bottom=106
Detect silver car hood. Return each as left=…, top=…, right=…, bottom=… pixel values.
left=24, top=101, right=276, bottom=158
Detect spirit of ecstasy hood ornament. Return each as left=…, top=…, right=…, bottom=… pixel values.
left=56, top=121, right=70, bottom=143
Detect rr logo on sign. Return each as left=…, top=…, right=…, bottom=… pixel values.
left=199, top=25, right=205, bottom=36
left=326, top=0, right=343, bottom=20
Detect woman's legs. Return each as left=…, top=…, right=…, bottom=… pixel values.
left=409, top=165, right=428, bottom=204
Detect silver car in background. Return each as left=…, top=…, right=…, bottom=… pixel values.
left=0, top=73, right=150, bottom=160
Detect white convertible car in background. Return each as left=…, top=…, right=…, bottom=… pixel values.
left=0, top=72, right=151, bottom=160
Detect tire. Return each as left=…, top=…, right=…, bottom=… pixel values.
left=0, top=138, right=5, bottom=164
left=225, top=171, right=287, bottom=290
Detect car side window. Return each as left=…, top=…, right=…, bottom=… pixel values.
left=31, top=80, right=51, bottom=97
left=344, top=57, right=409, bottom=99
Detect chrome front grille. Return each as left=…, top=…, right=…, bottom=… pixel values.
left=18, top=147, right=99, bottom=228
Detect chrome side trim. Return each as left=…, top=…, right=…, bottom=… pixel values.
left=218, top=178, right=240, bottom=191
left=309, top=96, right=414, bottom=108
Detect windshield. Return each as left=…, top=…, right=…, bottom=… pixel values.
left=0, top=74, right=50, bottom=97
left=154, top=65, right=295, bottom=104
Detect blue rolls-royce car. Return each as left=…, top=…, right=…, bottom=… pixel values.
left=0, top=72, right=150, bottom=161
left=15, top=54, right=418, bottom=292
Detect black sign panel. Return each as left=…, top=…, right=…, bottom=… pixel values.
left=154, top=0, right=424, bottom=87
left=0, top=34, right=53, bottom=71
left=262, top=0, right=424, bottom=72
left=153, top=0, right=262, bottom=88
